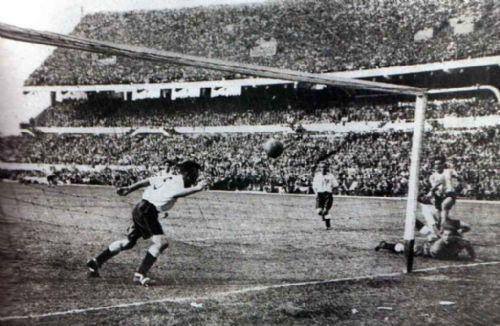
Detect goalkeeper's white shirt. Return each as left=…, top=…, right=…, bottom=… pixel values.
left=142, top=171, right=185, bottom=212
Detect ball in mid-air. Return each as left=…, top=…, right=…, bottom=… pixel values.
left=263, top=139, right=284, bottom=158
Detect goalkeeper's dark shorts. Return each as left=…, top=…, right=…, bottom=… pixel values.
left=128, top=199, right=164, bottom=240
left=316, top=192, right=333, bottom=212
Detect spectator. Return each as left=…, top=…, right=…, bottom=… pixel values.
left=1, top=126, right=498, bottom=199
left=24, top=0, right=499, bottom=86
left=33, top=97, right=499, bottom=128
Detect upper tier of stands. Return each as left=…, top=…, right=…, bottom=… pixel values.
left=32, top=97, right=500, bottom=128
left=25, top=0, right=499, bottom=86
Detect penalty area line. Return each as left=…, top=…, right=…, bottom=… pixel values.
left=0, top=260, right=498, bottom=321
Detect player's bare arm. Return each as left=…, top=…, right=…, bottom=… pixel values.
left=117, top=179, right=151, bottom=196
left=173, top=180, right=208, bottom=198
left=461, top=239, right=476, bottom=261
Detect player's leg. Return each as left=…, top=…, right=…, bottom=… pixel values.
left=416, top=212, right=438, bottom=241
left=323, top=192, right=333, bottom=229
left=87, top=228, right=140, bottom=277
left=316, top=194, right=324, bottom=219
left=133, top=206, right=167, bottom=286
left=375, top=241, right=427, bottom=257
left=433, top=194, right=444, bottom=222
left=458, top=221, right=471, bottom=234
left=134, top=234, right=169, bottom=286
left=440, top=195, right=456, bottom=225
left=375, top=241, right=404, bottom=253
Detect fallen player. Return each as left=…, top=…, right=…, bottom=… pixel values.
left=375, top=222, right=475, bottom=261
left=86, top=160, right=206, bottom=286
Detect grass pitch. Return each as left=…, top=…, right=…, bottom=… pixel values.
left=0, top=182, right=498, bottom=325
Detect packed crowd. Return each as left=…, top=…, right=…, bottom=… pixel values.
left=1, top=127, right=498, bottom=199
left=34, top=97, right=499, bottom=128
left=25, top=0, right=498, bottom=86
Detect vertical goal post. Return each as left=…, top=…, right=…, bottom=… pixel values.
left=0, top=21, right=431, bottom=273
left=403, top=86, right=499, bottom=273
left=404, top=94, right=428, bottom=273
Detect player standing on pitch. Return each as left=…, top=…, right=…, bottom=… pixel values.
left=429, top=158, right=460, bottom=229
left=86, top=161, right=206, bottom=286
left=312, top=162, right=339, bottom=230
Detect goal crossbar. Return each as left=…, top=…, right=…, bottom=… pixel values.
left=0, top=22, right=424, bottom=96
left=0, top=21, right=430, bottom=273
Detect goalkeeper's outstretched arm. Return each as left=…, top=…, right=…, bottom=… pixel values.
left=460, top=238, right=476, bottom=261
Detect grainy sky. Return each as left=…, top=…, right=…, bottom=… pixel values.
left=0, top=0, right=269, bottom=135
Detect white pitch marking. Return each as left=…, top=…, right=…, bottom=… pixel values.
left=0, top=261, right=498, bottom=322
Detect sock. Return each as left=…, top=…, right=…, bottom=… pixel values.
left=96, top=249, right=118, bottom=267
left=415, top=219, right=424, bottom=231
left=325, top=219, right=331, bottom=228
left=137, top=252, right=157, bottom=276
left=394, top=243, right=405, bottom=253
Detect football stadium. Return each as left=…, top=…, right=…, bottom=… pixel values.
left=0, top=0, right=499, bottom=324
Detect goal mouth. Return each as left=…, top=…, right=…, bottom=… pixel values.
left=0, top=21, right=431, bottom=272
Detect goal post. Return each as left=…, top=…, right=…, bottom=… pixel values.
left=0, top=21, right=432, bottom=274
left=404, top=94, right=427, bottom=273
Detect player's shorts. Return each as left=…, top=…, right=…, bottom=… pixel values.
left=433, top=194, right=444, bottom=210
left=316, top=192, right=333, bottom=211
left=128, top=199, right=164, bottom=240
left=435, top=191, right=456, bottom=210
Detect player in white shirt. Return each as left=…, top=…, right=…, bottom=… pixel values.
left=87, top=161, right=206, bottom=286
left=429, top=159, right=460, bottom=227
left=312, top=162, right=339, bottom=230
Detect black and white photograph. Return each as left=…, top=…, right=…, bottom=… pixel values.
left=0, top=0, right=498, bottom=324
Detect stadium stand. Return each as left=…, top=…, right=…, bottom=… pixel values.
left=24, top=0, right=499, bottom=86
left=31, top=97, right=500, bottom=128
left=3, top=0, right=498, bottom=202
left=1, top=127, right=498, bottom=199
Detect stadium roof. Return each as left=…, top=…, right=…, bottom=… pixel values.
left=21, top=56, right=500, bottom=94
left=0, top=22, right=424, bottom=96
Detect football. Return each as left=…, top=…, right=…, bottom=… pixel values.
left=263, top=139, right=284, bottom=158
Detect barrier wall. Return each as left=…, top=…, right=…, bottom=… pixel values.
left=29, top=115, right=500, bottom=135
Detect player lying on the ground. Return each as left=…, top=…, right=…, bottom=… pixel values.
left=312, top=162, right=339, bottom=230
left=429, top=158, right=460, bottom=228
left=86, top=160, right=206, bottom=286
left=375, top=222, right=475, bottom=261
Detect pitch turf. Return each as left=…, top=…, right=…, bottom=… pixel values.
left=0, top=182, right=498, bottom=325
